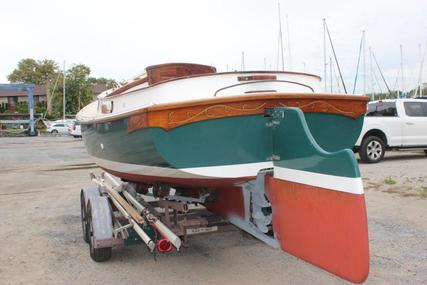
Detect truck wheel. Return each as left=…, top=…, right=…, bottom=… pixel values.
left=87, top=202, right=112, bottom=262
left=359, top=136, right=385, bottom=163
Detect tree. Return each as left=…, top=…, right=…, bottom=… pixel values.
left=8, top=58, right=116, bottom=118
left=88, top=77, right=117, bottom=89
left=51, top=64, right=94, bottom=115
left=7, top=58, right=59, bottom=84
left=68, top=64, right=93, bottom=112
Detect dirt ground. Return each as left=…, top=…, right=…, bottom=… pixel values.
left=0, top=136, right=426, bottom=285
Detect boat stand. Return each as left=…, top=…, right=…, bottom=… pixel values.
left=80, top=171, right=234, bottom=262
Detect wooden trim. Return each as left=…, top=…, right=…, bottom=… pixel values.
left=108, top=77, right=148, bottom=96
left=81, top=94, right=368, bottom=126
left=122, top=94, right=369, bottom=132
left=128, top=110, right=148, bottom=133
left=145, top=62, right=216, bottom=71
left=146, top=63, right=216, bottom=85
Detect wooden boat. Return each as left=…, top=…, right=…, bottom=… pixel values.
left=77, top=63, right=370, bottom=283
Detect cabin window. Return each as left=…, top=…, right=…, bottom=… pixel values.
left=238, top=75, right=277, bottom=81
left=101, top=101, right=114, bottom=113
left=245, top=90, right=277, bottom=94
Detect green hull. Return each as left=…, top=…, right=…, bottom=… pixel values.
left=82, top=112, right=363, bottom=183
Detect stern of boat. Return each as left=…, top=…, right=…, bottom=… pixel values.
left=226, top=107, right=369, bottom=283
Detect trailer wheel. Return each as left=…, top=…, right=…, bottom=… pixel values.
left=80, top=185, right=102, bottom=243
left=87, top=202, right=112, bottom=262
left=80, top=191, right=90, bottom=243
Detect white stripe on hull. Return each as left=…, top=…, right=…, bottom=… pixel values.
left=274, top=166, right=364, bottom=195
left=181, top=162, right=273, bottom=178
left=93, top=157, right=272, bottom=179
left=93, top=158, right=364, bottom=194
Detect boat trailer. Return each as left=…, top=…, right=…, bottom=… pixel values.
left=80, top=172, right=234, bottom=261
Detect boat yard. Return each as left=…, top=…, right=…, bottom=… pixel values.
left=0, top=136, right=425, bottom=285
left=0, top=1, right=426, bottom=283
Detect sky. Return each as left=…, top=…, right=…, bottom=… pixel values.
left=1, top=0, right=426, bottom=94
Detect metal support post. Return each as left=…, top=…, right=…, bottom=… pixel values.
left=27, top=86, right=35, bottom=135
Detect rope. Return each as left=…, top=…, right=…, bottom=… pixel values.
left=372, top=50, right=392, bottom=95
left=325, top=21, right=347, bottom=94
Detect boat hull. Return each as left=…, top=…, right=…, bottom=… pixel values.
left=82, top=111, right=364, bottom=187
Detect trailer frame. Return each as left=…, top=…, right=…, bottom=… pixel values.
left=80, top=171, right=235, bottom=261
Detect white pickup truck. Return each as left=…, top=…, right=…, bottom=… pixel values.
left=354, top=98, right=427, bottom=163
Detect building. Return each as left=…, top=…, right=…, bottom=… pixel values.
left=0, top=84, right=48, bottom=106
left=0, top=84, right=109, bottom=112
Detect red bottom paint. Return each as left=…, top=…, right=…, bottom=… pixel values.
left=266, top=176, right=369, bottom=283
left=204, top=187, right=245, bottom=219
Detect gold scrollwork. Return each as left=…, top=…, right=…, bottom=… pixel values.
left=279, top=100, right=355, bottom=115
left=168, top=103, right=267, bottom=125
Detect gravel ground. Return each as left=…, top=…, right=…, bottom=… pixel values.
left=0, top=136, right=426, bottom=285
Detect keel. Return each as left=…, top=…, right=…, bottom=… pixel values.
left=265, top=107, right=369, bottom=283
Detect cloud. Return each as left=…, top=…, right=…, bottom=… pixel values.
left=1, top=0, right=426, bottom=93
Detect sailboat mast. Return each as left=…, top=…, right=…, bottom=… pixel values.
left=332, top=58, right=341, bottom=93
left=330, top=57, right=333, bottom=93
left=286, top=14, right=292, bottom=71
left=323, top=18, right=327, bottom=92
left=363, top=31, right=366, bottom=95
left=241, top=51, right=245, bottom=71
left=352, top=31, right=364, bottom=94
left=400, top=44, right=405, bottom=97
left=415, top=44, right=421, bottom=97
left=417, top=43, right=426, bottom=97
left=369, top=47, right=375, bottom=100
left=63, top=60, right=66, bottom=121
left=278, top=3, right=285, bottom=71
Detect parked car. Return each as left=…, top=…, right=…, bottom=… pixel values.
left=44, top=119, right=75, bottom=128
left=68, top=121, right=82, bottom=138
left=47, top=123, right=71, bottom=134
left=354, top=98, right=427, bottom=163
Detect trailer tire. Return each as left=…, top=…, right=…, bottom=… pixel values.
left=87, top=201, right=112, bottom=262
left=80, top=185, right=101, bottom=243
left=80, top=191, right=90, bottom=243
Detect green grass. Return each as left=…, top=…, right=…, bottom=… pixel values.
left=420, top=187, right=427, bottom=199
left=384, top=177, right=397, bottom=185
